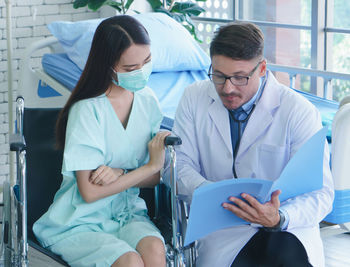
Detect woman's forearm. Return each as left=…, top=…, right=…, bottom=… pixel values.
left=134, top=171, right=160, bottom=188
left=76, top=163, right=158, bottom=203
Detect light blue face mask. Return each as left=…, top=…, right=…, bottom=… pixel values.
left=112, top=61, right=152, bottom=92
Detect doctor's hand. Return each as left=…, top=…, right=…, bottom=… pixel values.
left=89, top=165, right=124, bottom=186
left=222, top=190, right=281, bottom=228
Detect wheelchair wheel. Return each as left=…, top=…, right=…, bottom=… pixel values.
left=179, top=199, right=195, bottom=267
left=1, top=181, right=12, bottom=266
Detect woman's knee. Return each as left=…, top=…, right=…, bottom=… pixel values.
left=137, top=236, right=166, bottom=266
left=112, top=251, right=144, bottom=267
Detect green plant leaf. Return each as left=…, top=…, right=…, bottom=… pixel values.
left=146, top=0, right=163, bottom=10
left=171, top=2, right=205, bottom=16
left=171, top=13, right=186, bottom=23
left=125, top=0, right=134, bottom=10
left=87, top=0, right=107, bottom=11
left=105, top=0, right=121, bottom=6
left=153, top=6, right=172, bottom=16
left=104, top=0, right=122, bottom=12
left=184, top=13, right=203, bottom=42
left=73, top=0, right=89, bottom=9
left=155, top=7, right=185, bottom=22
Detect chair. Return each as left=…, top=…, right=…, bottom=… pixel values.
left=2, top=97, right=194, bottom=267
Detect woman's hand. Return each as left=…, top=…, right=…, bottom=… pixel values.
left=147, top=131, right=171, bottom=171
left=89, top=165, right=124, bottom=186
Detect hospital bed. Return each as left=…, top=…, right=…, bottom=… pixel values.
left=2, top=11, right=349, bottom=266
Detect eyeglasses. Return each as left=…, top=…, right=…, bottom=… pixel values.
left=208, top=61, right=263, bottom=87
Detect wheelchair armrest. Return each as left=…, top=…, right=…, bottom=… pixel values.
left=165, top=136, right=182, bottom=146
left=10, top=133, right=26, bottom=152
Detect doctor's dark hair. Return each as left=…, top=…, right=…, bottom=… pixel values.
left=55, top=15, right=150, bottom=150
left=210, top=22, right=264, bottom=60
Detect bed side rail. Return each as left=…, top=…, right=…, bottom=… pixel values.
left=18, top=36, right=70, bottom=109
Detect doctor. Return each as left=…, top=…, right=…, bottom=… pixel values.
left=167, top=22, right=334, bottom=266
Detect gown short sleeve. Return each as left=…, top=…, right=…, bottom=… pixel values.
left=146, top=87, right=163, bottom=137
left=62, top=99, right=105, bottom=176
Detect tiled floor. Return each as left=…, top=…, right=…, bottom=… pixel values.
left=323, top=233, right=350, bottom=267
left=25, top=232, right=350, bottom=266
left=0, top=224, right=348, bottom=266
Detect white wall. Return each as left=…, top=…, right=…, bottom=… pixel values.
left=0, top=0, right=149, bottom=187
left=0, top=1, right=115, bottom=187
left=0, top=1, right=150, bottom=188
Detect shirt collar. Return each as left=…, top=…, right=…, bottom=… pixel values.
left=239, top=76, right=263, bottom=113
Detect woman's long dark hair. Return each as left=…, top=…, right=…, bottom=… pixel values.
left=56, top=15, right=150, bottom=150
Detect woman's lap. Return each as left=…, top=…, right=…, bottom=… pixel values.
left=48, top=220, right=164, bottom=267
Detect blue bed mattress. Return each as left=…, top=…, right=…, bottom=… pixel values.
left=295, top=89, right=338, bottom=142
left=42, top=53, right=208, bottom=118
left=42, top=53, right=338, bottom=140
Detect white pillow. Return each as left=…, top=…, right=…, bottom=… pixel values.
left=47, top=12, right=210, bottom=72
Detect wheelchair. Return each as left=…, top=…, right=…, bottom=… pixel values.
left=1, top=97, right=196, bottom=266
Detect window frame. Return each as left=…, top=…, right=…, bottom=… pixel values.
left=193, top=0, right=350, bottom=101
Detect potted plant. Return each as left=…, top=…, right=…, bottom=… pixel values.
left=72, top=0, right=207, bottom=41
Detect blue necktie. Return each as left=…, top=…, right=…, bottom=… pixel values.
left=229, top=107, right=247, bottom=178
left=229, top=107, right=247, bottom=154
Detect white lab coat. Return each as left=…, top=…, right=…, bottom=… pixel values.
left=166, top=71, right=334, bottom=267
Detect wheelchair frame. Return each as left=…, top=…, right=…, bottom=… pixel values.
left=1, top=97, right=28, bottom=266
left=164, top=139, right=196, bottom=267
left=1, top=97, right=195, bottom=267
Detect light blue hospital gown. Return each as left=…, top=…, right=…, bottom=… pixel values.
left=33, top=87, right=164, bottom=267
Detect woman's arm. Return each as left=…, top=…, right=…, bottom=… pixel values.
left=76, top=163, right=158, bottom=203
left=76, top=131, right=170, bottom=202
left=89, top=166, right=160, bottom=188
left=134, top=172, right=160, bottom=188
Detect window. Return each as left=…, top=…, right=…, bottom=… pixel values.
left=191, top=0, right=350, bottom=101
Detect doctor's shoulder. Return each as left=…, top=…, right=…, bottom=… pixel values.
left=279, top=86, right=317, bottom=113
left=180, top=80, right=213, bottom=103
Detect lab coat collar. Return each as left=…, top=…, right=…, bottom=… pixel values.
left=207, top=70, right=281, bottom=157
left=237, top=70, right=281, bottom=158
left=207, top=82, right=233, bottom=153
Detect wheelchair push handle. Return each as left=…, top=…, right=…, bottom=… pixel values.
left=10, top=133, right=26, bottom=152
left=164, top=136, right=182, bottom=146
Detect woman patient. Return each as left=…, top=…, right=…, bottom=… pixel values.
left=33, top=15, right=169, bottom=267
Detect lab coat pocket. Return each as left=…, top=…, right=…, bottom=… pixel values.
left=258, top=144, right=288, bottom=181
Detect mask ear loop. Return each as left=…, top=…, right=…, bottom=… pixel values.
left=111, top=68, right=119, bottom=84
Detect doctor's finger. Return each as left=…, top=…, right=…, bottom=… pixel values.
left=222, top=203, right=254, bottom=222
left=270, top=190, right=281, bottom=207
left=240, top=193, right=263, bottom=210
left=228, top=197, right=259, bottom=217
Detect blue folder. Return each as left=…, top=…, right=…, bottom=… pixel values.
left=184, top=127, right=328, bottom=246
